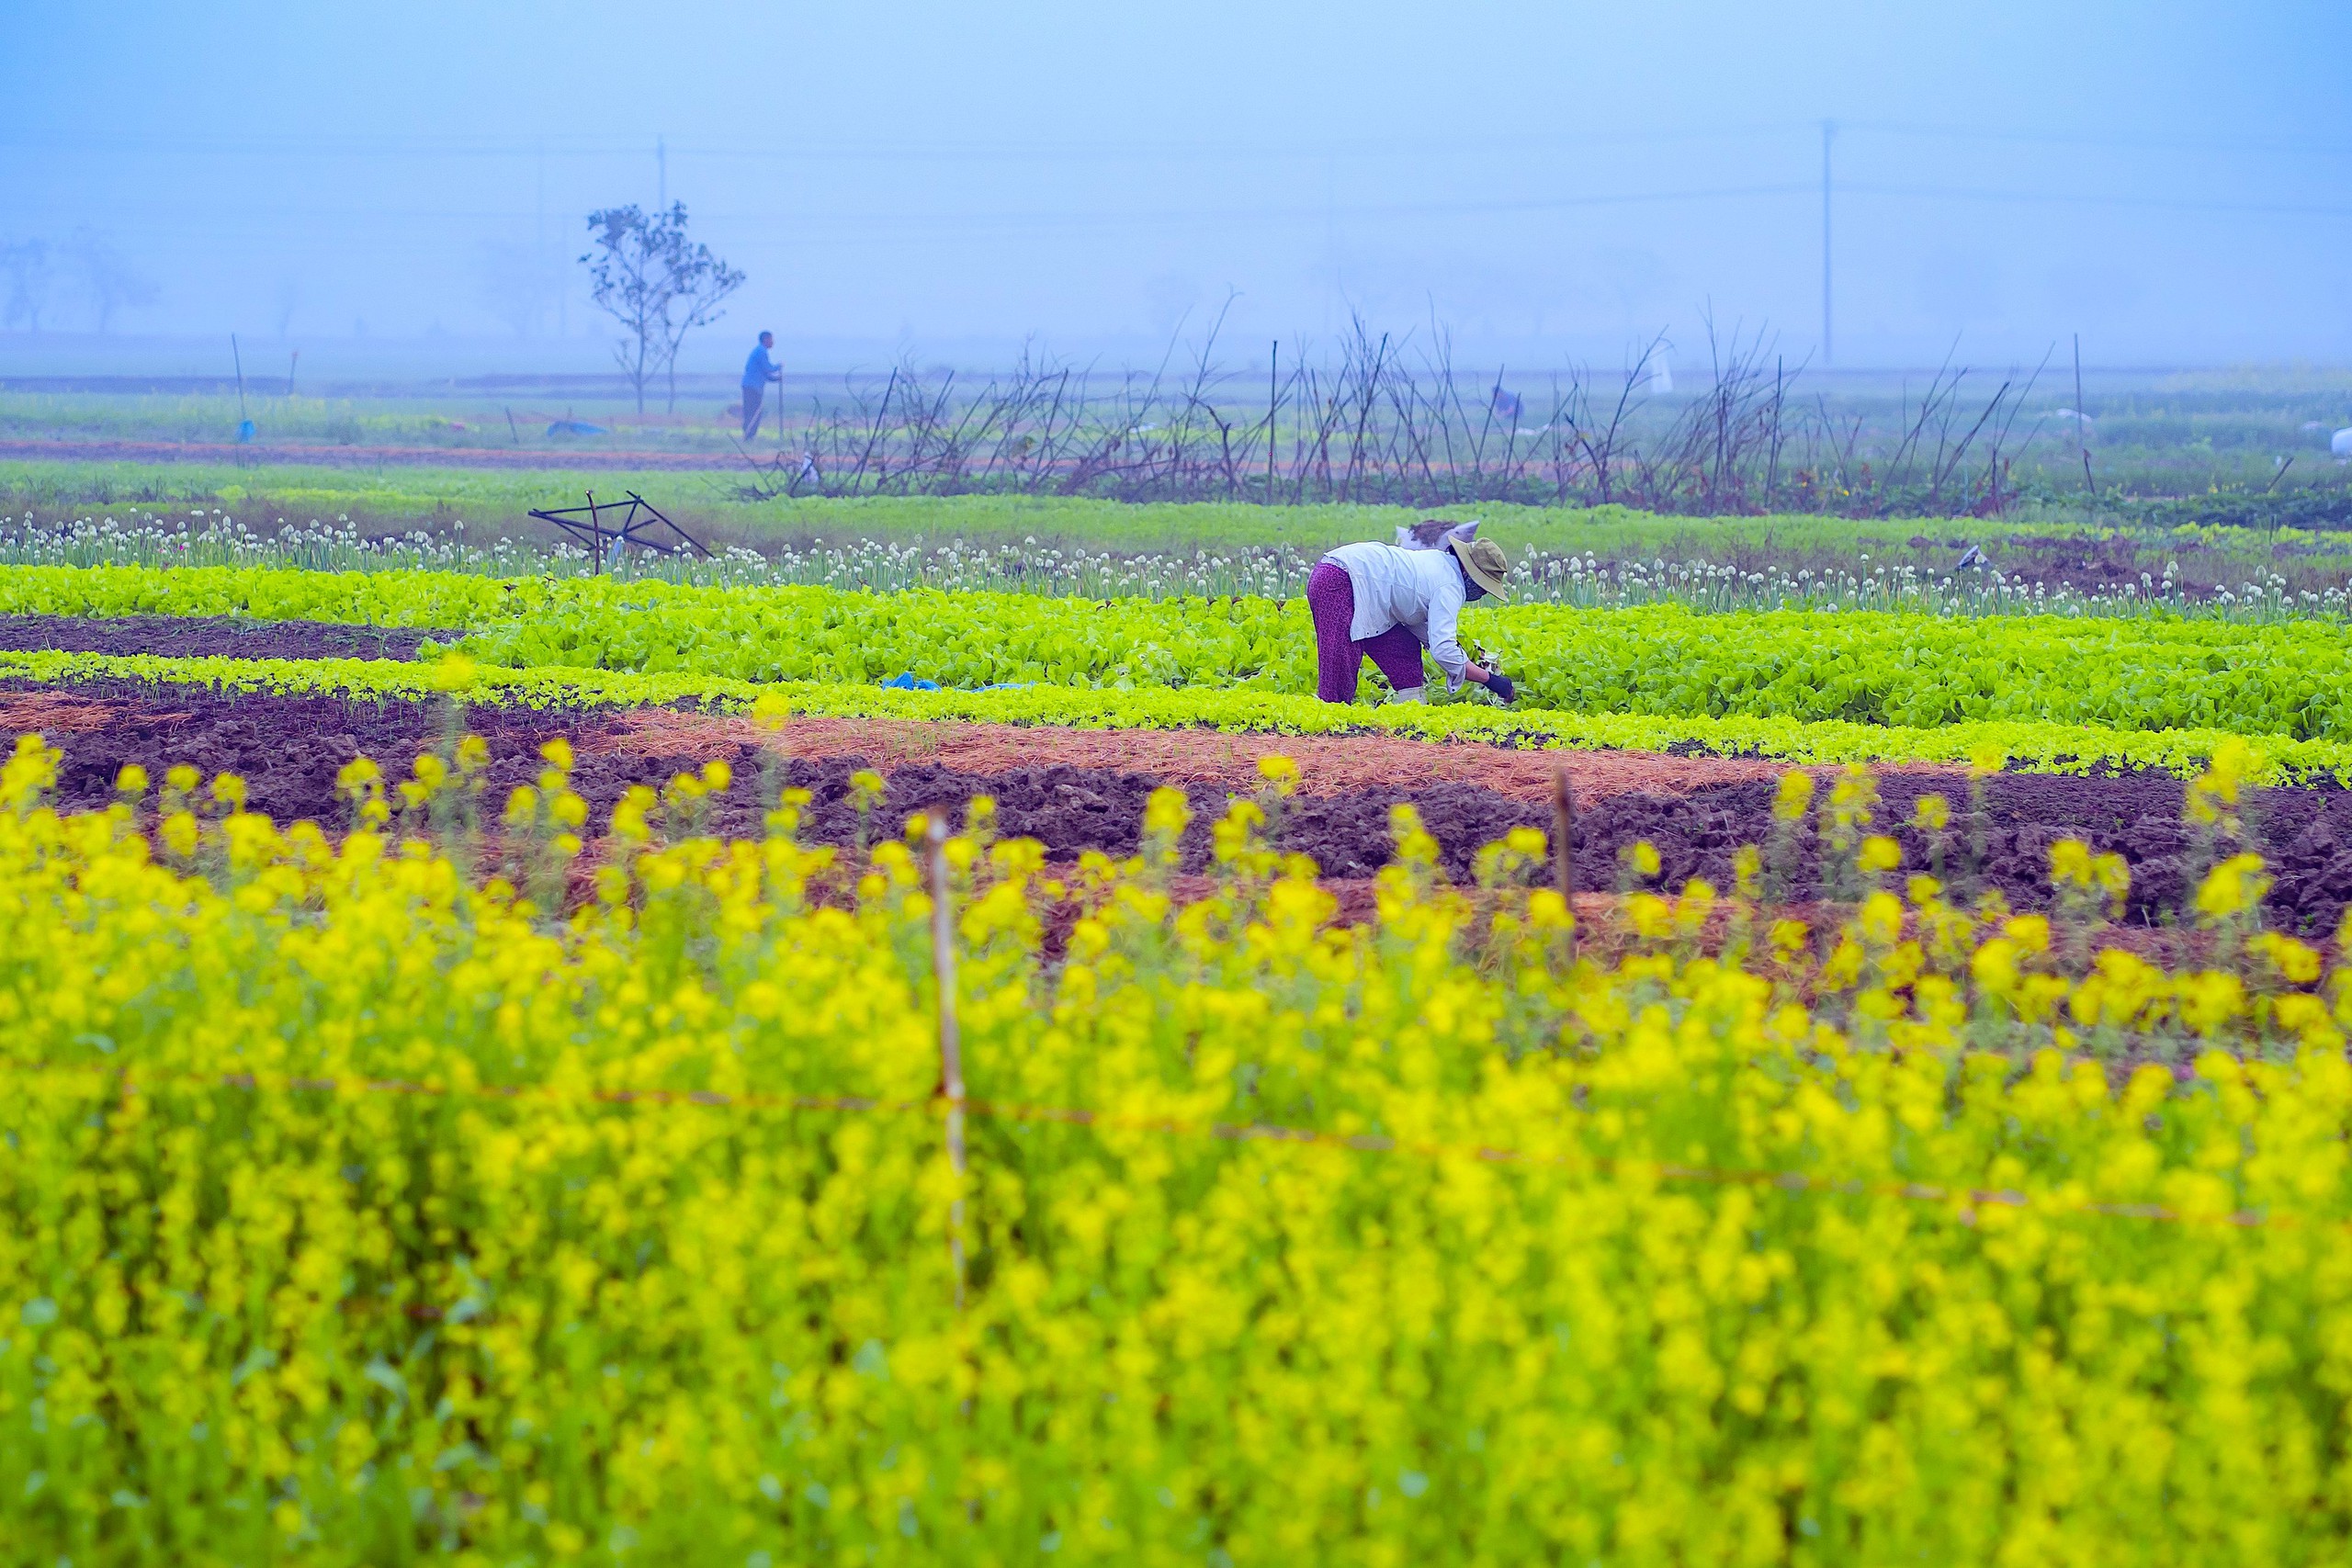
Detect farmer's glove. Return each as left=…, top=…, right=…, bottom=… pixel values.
left=1485, top=671, right=1517, bottom=704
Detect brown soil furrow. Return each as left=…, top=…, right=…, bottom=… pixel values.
left=6, top=682, right=2351, bottom=934
left=0, top=616, right=1803, bottom=801
left=0, top=614, right=447, bottom=661
left=590, top=708, right=1791, bottom=803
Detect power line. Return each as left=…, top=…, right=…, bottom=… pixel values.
left=13, top=177, right=2345, bottom=238
left=1821, top=121, right=1835, bottom=367
left=0, top=184, right=1818, bottom=235
left=1842, top=119, right=2352, bottom=161
left=6, top=118, right=2344, bottom=164
left=1839, top=183, right=2352, bottom=220
left=0, top=122, right=1812, bottom=164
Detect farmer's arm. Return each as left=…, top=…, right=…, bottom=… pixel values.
left=1422, top=584, right=1492, bottom=691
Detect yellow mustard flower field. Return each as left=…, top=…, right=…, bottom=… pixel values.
left=5, top=723, right=2352, bottom=1566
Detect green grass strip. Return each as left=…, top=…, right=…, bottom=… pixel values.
left=0, top=648, right=2338, bottom=783
left=6, top=458, right=2233, bottom=555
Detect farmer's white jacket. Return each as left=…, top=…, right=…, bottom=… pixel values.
left=1321, top=541, right=1473, bottom=691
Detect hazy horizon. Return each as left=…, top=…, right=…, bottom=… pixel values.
left=4, top=0, right=2348, bottom=375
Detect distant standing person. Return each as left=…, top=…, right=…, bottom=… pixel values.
left=1306, top=524, right=1517, bottom=705
left=741, top=331, right=783, bottom=441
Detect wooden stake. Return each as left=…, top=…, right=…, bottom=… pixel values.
left=1553, top=766, right=1577, bottom=960
left=1267, top=340, right=1279, bottom=501
left=927, top=815, right=968, bottom=1308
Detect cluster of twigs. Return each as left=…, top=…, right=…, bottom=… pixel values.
left=731, top=310, right=2047, bottom=518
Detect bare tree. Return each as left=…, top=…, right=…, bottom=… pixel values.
left=476, top=241, right=562, bottom=339
left=271, top=278, right=300, bottom=339
left=62, top=231, right=156, bottom=333
left=581, top=203, right=745, bottom=414
left=1555, top=333, right=1664, bottom=507
left=1, top=241, right=53, bottom=333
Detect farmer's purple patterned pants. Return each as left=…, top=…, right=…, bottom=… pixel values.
left=1306, top=560, right=1424, bottom=704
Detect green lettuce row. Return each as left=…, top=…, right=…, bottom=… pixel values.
left=0, top=562, right=524, bottom=626
left=0, top=648, right=2342, bottom=783
left=8, top=562, right=2352, bottom=740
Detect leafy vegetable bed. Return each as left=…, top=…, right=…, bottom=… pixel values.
left=6, top=564, right=2351, bottom=739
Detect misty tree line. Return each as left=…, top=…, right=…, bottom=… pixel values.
left=0, top=230, right=157, bottom=333
left=570, top=206, right=2052, bottom=517
left=567, top=205, right=2048, bottom=518
left=3, top=197, right=2054, bottom=520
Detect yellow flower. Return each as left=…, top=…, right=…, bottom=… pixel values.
left=2250, top=931, right=2322, bottom=986
left=1255, top=754, right=1301, bottom=797
left=1771, top=770, right=1815, bottom=822
left=750, top=691, right=793, bottom=732
left=2001, top=914, right=2052, bottom=955
left=2194, top=852, right=2272, bottom=926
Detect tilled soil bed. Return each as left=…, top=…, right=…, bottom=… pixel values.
left=7, top=682, right=2351, bottom=933
left=0, top=614, right=447, bottom=661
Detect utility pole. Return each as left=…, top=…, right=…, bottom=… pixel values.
left=536, top=139, right=548, bottom=340
left=657, top=134, right=668, bottom=208
left=1320, top=157, right=1341, bottom=337
left=1820, top=119, right=1836, bottom=367
left=2073, top=333, right=2095, bottom=495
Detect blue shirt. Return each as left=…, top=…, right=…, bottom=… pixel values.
left=742, top=344, right=780, bottom=388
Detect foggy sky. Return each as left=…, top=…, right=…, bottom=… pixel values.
left=2, top=0, right=2347, bottom=371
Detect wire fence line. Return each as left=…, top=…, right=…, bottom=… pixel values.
left=6, top=1056, right=2308, bottom=1238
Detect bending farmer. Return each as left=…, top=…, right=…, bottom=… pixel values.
left=1306, top=526, right=1517, bottom=705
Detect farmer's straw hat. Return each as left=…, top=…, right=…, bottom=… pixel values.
left=1449, top=535, right=1511, bottom=602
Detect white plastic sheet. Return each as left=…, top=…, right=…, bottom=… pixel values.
left=1394, top=519, right=1483, bottom=551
